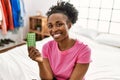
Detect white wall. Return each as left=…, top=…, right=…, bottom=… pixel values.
left=0, top=0, right=58, bottom=42
left=23, top=0, right=58, bottom=38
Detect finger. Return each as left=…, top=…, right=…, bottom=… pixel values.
left=28, top=47, right=35, bottom=57
left=34, top=52, right=41, bottom=58
left=31, top=53, right=40, bottom=60
left=29, top=47, right=35, bottom=53
left=29, top=50, right=37, bottom=59
left=29, top=48, right=41, bottom=60
left=33, top=50, right=41, bottom=58
left=29, top=47, right=37, bottom=55
left=28, top=47, right=34, bottom=52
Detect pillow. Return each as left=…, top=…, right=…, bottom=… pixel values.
left=78, top=28, right=99, bottom=39
left=95, top=33, right=120, bottom=47
left=72, top=28, right=98, bottom=39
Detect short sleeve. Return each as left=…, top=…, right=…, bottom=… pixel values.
left=42, top=42, right=49, bottom=58
left=42, top=40, right=53, bottom=58
left=76, top=45, right=92, bottom=63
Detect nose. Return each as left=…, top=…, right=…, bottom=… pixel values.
left=50, top=26, right=58, bottom=32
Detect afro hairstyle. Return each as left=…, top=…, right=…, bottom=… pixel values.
left=46, top=1, right=78, bottom=24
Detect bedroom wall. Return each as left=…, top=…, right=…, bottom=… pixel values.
left=70, top=0, right=120, bottom=35
left=0, top=0, right=58, bottom=42
left=23, top=0, right=58, bottom=39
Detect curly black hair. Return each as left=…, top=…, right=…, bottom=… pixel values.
left=46, top=1, right=78, bottom=24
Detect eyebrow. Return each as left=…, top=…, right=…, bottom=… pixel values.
left=56, top=21, right=61, bottom=24
left=48, top=21, right=62, bottom=24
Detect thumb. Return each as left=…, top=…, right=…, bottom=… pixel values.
left=35, top=57, right=43, bottom=62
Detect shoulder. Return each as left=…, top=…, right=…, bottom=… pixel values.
left=75, top=40, right=92, bottom=63
left=43, top=40, right=56, bottom=48
left=42, top=40, right=56, bottom=55
left=76, top=40, right=91, bottom=53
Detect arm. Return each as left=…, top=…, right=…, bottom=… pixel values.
left=39, top=58, right=53, bottom=80
left=69, top=63, right=89, bottom=80
left=28, top=47, right=53, bottom=80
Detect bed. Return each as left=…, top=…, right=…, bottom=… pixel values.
left=1, top=0, right=120, bottom=79
left=0, top=30, right=120, bottom=80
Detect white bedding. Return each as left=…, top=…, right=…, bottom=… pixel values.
left=0, top=33, right=120, bottom=80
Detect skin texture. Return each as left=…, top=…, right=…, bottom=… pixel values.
left=28, top=13, right=89, bottom=80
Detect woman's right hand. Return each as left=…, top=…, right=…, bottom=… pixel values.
left=28, top=47, right=43, bottom=63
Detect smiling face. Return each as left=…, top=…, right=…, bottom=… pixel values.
left=47, top=13, right=71, bottom=42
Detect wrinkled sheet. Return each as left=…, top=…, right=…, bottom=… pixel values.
left=0, top=33, right=120, bottom=80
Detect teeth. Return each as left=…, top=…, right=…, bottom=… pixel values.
left=53, top=34, right=61, bottom=38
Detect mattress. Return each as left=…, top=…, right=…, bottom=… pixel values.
left=0, top=33, right=120, bottom=80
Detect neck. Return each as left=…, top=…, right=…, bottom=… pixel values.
left=58, top=37, right=75, bottom=51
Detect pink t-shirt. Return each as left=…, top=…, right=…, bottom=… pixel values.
left=42, top=40, right=91, bottom=80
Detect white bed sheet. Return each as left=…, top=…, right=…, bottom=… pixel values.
left=0, top=33, right=120, bottom=80
left=70, top=33, right=120, bottom=80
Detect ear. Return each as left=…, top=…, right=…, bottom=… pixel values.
left=67, top=22, right=72, bottom=29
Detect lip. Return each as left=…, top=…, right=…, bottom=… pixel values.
left=53, top=33, right=61, bottom=39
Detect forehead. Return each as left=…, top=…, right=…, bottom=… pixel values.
left=47, top=13, right=68, bottom=23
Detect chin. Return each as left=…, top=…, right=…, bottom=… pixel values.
left=53, top=37, right=62, bottom=42
left=54, top=38, right=68, bottom=43
left=54, top=38, right=61, bottom=42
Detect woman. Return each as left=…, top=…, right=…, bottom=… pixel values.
left=28, top=1, right=91, bottom=80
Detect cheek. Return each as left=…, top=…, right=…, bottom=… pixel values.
left=48, top=29, right=52, bottom=35
left=62, top=26, right=69, bottom=34
left=62, top=29, right=69, bottom=37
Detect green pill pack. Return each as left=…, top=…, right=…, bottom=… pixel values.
left=27, top=33, right=36, bottom=47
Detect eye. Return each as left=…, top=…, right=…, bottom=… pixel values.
left=48, top=24, right=53, bottom=29
left=56, top=23, right=64, bottom=27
